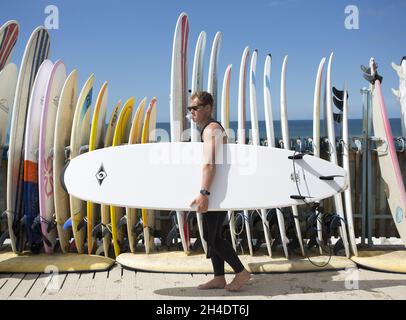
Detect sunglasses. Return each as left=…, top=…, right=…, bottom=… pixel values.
left=187, top=103, right=207, bottom=112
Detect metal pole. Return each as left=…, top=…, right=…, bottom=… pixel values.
left=360, top=87, right=369, bottom=245
left=367, top=89, right=374, bottom=245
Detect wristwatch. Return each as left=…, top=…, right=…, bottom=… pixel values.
left=200, top=189, right=210, bottom=196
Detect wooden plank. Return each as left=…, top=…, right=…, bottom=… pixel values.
left=0, top=273, right=25, bottom=299
left=0, top=273, right=12, bottom=289
left=8, top=273, right=39, bottom=300
left=104, top=264, right=122, bottom=300
left=52, top=272, right=80, bottom=300
left=89, top=270, right=109, bottom=300
left=120, top=268, right=136, bottom=299
left=24, top=273, right=52, bottom=299
left=134, top=271, right=153, bottom=300
left=75, top=272, right=95, bottom=298
left=41, top=273, right=68, bottom=300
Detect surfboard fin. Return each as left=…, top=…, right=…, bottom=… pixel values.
left=333, top=96, right=344, bottom=112
left=361, top=65, right=371, bottom=74
left=60, top=159, right=70, bottom=193
left=117, top=216, right=127, bottom=229
left=266, top=209, right=278, bottom=227
left=191, top=237, right=202, bottom=251
left=132, top=220, right=143, bottom=236
left=46, top=219, right=57, bottom=233
left=1, top=210, right=9, bottom=219
left=79, top=145, right=89, bottom=154
left=63, top=217, right=73, bottom=230
left=0, top=231, right=9, bottom=247
left=77, top=218, right=87, bottom=231
left=332, top=87, right=349, bottom=101
left=392, top=88, right=400, bottom=98
left=64, top=146, right=71, bottom=160
left=361, top=65, right=383, bottom=84
left=333, top=238, right=344, bottom=255
left=101, top=226, right=111, bottom=238
left=95, top=244, right=104, bottom=256
left=166, top=226, right=179, bottom=247
left=333, top=113, right=343, bottom=124
left=41, top=233, right=52, bottom=248
left=391, top=62, right=405, bottom=78
left=330, top=215, right=342, bottom=230
left=92, top=223, right=103, bottom=238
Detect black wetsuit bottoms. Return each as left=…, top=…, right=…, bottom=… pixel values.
left=202, top=211, right=245, bottom=276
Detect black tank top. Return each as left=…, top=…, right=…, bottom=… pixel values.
left=200, top=119, right=226, bottom=142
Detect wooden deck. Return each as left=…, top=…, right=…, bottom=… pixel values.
left=0, top=264, right=139, bottom=300
left=2, top=263, right=406, bottom=300
left=0, top=263, right=214, bottom=300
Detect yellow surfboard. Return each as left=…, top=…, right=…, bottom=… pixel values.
left=99, top=99, right=121, bottom=257
left=86, top=81, right=108, bottom=254
left=110, top=97, right=134, bottom=257
left=126, top=97, right=146, bottom=253
left=141, top=98, right=157, bottom=254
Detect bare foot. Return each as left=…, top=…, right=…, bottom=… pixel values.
left=225, top=269, right=251, bottom=292
left=198, top=276, right=227, bottom=290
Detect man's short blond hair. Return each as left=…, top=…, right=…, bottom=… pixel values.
left=190, top=91, right=214, bottom=108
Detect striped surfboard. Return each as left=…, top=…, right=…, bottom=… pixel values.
left=7, top=27, right=50, bottom=253
left=0, top=20, right=19, bottom=71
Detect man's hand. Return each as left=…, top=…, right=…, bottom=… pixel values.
left=190, top=194, right=209, bottom=213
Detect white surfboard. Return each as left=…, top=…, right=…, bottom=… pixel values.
left=325, top=52, right=350, bottom=258
left=341, top=84, right=358, bottom=256
left=54, top=69, right=78, bottom=253
left=0, top=63, right=17, bottom=152
left=23, top=59, right=53, bottom=254
left=221, top=64, right=237, bottom=252
left=170, top=12, right=191, bottom=254
left=312, top=57, right=326, bottom=255
left=63, top=143, right=348, bottom=211
left=207, top=32, right=222, bottom=120
left=365, top=58, right=406, bottom=248
left=246, top=49, right=260, bottom=256
left=391, top=58, right=406, bottom=137
left=190, top=31, right=207, bottom=254
left=263, top=54, right=289, bottom=258
left=6, top=26, right=50, bottom=253
left=280, top=55, right=305, bottom=256
left=237, top=46, right=250, bottom=254
left=190, top=31, right=206, bottom=142
left=38, top=60, right=67, bottom=253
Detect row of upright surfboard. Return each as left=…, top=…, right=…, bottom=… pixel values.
left=1, top=15, right=406, bottom=259
left=0, top=21, right=158, bottom=257
left=168, top=12, right=406, bottom=259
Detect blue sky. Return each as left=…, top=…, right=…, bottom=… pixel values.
left=1, top=0, right=406, bottom=122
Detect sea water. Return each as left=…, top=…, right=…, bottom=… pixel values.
left=155, top=119, right=403, bottom=143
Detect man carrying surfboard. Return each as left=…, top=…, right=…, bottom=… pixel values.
left=189, top=91, right=251, bottom=292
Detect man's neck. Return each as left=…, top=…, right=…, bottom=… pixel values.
left=197, top=117, right=213, bottom=130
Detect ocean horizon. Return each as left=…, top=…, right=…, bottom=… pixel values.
left=155, top=119, right=403, bottom=142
